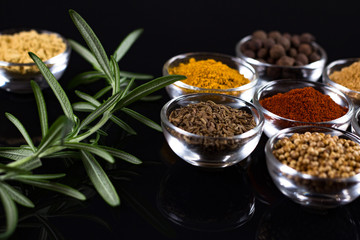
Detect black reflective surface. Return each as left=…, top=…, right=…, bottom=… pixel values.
left=1, top=87, right=360, bottom=240
left=1, top=0, right=360, bottom=239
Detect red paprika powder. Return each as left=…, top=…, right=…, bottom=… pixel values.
left=259, top=87, right=348, bottom=122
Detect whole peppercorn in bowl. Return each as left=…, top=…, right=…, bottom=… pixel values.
left=160, top=93, right=264, bottom=168
left=253, top=79, right=354, bottom=138
left=163, top=52, right=258, bottom=102
left=235, top=30, right=327, bottom=84
left=265, top=125, right=360, bottom=208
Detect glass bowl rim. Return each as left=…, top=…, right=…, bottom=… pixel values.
left=162, top=51, right=259, bottom=92
left=322, top=57, right=360, bottom=96
left=265, top=125, right=360, bottom=182
left=160, top=93, right=265, bottom=140
left=351, top=107, right=360, bottom=134
left=253, top=79, right=355, bottom=125
left=0, top=28, right=71, bottom=67
left=235, top=35, right=327, bottom=69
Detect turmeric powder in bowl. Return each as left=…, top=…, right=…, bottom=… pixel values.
left=168, top=58, right=250, bottom=89
left=163, top=52, right=258, bottom=101
left=0, top=29, right=67, bottom=74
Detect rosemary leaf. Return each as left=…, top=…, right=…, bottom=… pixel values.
left=80, top=150, right=120, bottom=206
left=67, top=70, right=105, bottom=89
left=69, top=9, right=114, bottom=84
left=0, top=184, right=18, bottom=239
left=121, top=108, right=162, bottom=132
left=37, top=116, right=71, bottom=154
left=29, top=52, right=76, bottom=123
left=31, top=81, right=48, bottom=138
left=64, top=142, right=114, bottom=163
left=114, top=75, right=186, bottom=110
left=5, top=113, right=36, bottom=152
left=67, top=39, right=99, bottom=69
left=120, top=70, right=153, bottom=80
left=16, top=179, right=86, bottom=201
left=0, top=147, right=33, bottom=161
left=113, top=28, right=143, bottom=62
left=0, top=182, right=34, bottom=208
left=78, top=92, right=121, bottom=131
left=100, top=146, right=142, bottom=164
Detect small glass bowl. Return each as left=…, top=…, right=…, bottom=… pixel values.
left=160, top=93, right=264, bottom=168
left=235, top=35, right=327, bottom=83
left=0, top=29, right=71, bottom=93
left=162, top=52, right=258, bottom=102
left=265, top=126, right=360, bottom=208
left=322, top=58, right=360, bottom=109
left=351, top=107, right=360, bottom=136
left=253, top=79, right=354, bottom=138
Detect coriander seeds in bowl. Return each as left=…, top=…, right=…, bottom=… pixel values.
left=160, top=93, right=264, bottom=168
left=266, top=126, right=360, bottom=208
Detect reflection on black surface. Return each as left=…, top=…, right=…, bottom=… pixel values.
left=256, top=199, right=360, bottom=240
left=157, top=159, right=255, bottom=232
left=247, top=134, right=283, bottom=205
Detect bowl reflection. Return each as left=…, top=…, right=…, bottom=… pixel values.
left=256, top=199, right=359, bottom=240
left=157, top=160, right=255, bottom=231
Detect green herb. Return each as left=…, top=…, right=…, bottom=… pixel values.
left=0, top=9, right=185, bottom=238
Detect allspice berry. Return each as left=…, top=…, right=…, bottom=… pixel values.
left=291, top=35, right=301, bottom=48
left=296, top=53, right=309, bottom=65
left=263, top=38, right=276, bottom=49
left=270, top=44, right=286, bottom=59
left=289, top=48, right=297, bottom=58
left=240, top=30, right=320, bottom=67
left=243, top=50, right=255, bottom=58
left=300, top=33, right=315, bottom=43
left=257, top=48, right=268, bottom=59
left=252, top=30, right=267, bottom=40
left=276, top=56, right=295, bottom=66
left=309, top=52, right=321, bottom=62
left=268, top=31, right=282, bottom=41
left=298, top=43, right=312, bottom=56
left=248, top=38, right=263, bottom=51
left=278, top=36, right=291, bottom=50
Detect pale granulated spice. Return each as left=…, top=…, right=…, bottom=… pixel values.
left=329, top=61, right=360, bottom=92
left=0, top=30, right=66, bottom=74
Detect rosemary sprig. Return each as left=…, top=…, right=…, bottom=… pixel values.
left=0, top=9, right=185, bottom=238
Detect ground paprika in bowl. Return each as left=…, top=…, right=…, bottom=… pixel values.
left=253, top=79, right=354, bottom=138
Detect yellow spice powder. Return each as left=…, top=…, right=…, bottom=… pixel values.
left=329, top=61, right=360, bottom=91
left=168, top=58, right=250, bottom=89
left=0, top=30, right=66, bottom=74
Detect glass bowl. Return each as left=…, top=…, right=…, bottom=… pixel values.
left=322, top=58, right=360, bottom=109
left=0, top=28, right=71, bottom=93
left=162, top=52, right=258, bottom=102
left=160, top=93, right=264, bottom=168
left=265, top=125, right=360, bottom=208
left=351, top=107, right=360, bottom=137
left=235, top=35, right=327, bottom=84
left=253, top=79, right=354, bottom=138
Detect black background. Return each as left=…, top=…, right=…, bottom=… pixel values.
left=1, top=0, right=360, bottom=239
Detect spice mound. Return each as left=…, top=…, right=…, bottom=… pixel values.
left=169, top=100, right=256, bottom=137
left=0, top=30, right=67, bottom=74
left=259, top=87, right=348, bottom=122
left=168, top=100, right=256, bottom=152
left=329, top=60, right=360, bottom=92
left=168, top=58, right=250, bottom=90
left=273, top=132, right=360, bottom=178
